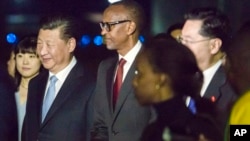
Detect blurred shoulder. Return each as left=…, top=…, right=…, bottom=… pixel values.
left=230, top=91, right=250, bottom=124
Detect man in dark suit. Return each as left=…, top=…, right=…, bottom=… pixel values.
left=180, top=7, right=237, bottom=132
left=91, top=1, right=154, bottom=141
left=0, top=65, right=18, bottom=141
left=22, top=15, right=95, bottom=141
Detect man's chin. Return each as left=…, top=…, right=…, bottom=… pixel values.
left=106, top=45, right=116, bottom=50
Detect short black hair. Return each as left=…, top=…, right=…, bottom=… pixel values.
left=39, top=14, right=80, bottom=41
left=184, top=7, right=231, bottom=51
left=14, top=35, right=37, bottom=55
left=111, top=0, right=145, bottom=33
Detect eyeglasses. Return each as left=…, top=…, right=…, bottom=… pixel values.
left=99, top=20, right=131, bottom=32
left=177, top=36, right=212, bottom=45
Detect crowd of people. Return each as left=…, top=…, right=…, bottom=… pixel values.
left=1, top=0, right=250, bottom=141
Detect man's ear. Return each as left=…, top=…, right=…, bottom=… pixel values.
left=127, top=21, right=136, bottom=35
left=67, top=37, right=76, bottom=53
left=210, top=38, right=222, bottom=54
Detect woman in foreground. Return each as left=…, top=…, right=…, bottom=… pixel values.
left=133, top=38, right=222, bottom=141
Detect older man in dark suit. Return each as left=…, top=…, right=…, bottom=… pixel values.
left=181, top=7, right=237, bottom=132
left=91, top=1, right=154, bottom=141
left=22, top=15, right=95, bottom=141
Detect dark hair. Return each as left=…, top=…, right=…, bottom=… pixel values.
left=14, top=35, right=43, bottom=87
left=39, top=14, right=80, bottom=41
left=111, top=0, right=145, bottom=33
left=184, top=7, right=231, bottom=51
left=166, top=22, right=183, bottom=35
left=0, top=43, right=15, bottom=70
left=153, top=32, right=171, bottom=40
left=143, top=38, right=217, bottom=115
left=14, top=36, right=37, bottom=55
left=143, top=38, right=203, bottom=99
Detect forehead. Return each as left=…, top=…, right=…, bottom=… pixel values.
left=182, top=20, right=203, bottom=37
left=103, top=5, right=128, bottom=21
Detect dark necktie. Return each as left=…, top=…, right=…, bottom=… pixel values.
left=113, top=58, right=126, bottom=109
left=42, top=75, right=58, bottom=122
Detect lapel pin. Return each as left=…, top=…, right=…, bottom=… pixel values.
left=211, top=96, right=216, bottom=102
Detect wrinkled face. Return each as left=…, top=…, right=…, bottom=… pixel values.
left=132, top=53, right=162, bottom=105
left=101, top=5, right=131, bottom=51
left=16, top=52, right=41, bottom=78
left=7, top=51, right=16, bottom=78
left=181, top=20, right=212, bottom=69
left=37, top=28, right=74, bottom=74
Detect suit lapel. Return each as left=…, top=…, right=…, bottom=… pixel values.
left=107, top=58, right=118, bottom=113
left=41, top=63, right=83, bottom=126
left=111, top=46, right=143, bottom=118
left=37, top=71, right=49, bottom=125
left=203, top=65, right=225, bottom=102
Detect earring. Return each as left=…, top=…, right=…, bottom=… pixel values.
left=155, top=84, right=160, bottom=90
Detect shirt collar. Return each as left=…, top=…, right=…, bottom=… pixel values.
left=200, top=60, right=222, bottom=96
left=203, top=60, right=222, bottom=77
left=49, top=56, right=77, bottom=82
left=118, top=40, right=142, bottom=64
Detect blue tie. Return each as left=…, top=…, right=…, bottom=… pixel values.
left=188, top=98, right=197, bottom=114
left=42, top=76, right=58, bottom=122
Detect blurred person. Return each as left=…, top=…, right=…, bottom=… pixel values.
left=7, top=48, right=16, bottom=78
left=14, top=36, right=43, bottom=141
left=133, top=38, right=222, bottom=141
left=22, top=14, right=95, bottom=141
left=0, top=62, right=18, bottom=141
left=180, top=7, right=237, bottom=131
left=226, top=21, right=250, bottom=123
left=166, top=22, right=183, bottom=40
left=91, top=1, right=154, bottom=141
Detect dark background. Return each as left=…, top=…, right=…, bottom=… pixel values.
left=1, top=0, right=250, bottom=70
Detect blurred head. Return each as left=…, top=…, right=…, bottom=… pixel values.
left=167, top=23, right=183, bottom=40
left=133, top=38, right=203, bottom=105
left=181, top=7, right=231, bottom=71
left=100, top=0, right=145, bottom=55
left=14, top=36, right=42, bottom=83
left=37, top=15, right=77, bottom=73
left=7, top=50, right=15, bottom=78
left=226, top=22, right=250, bottom=95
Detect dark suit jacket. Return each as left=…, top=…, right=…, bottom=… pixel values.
left=91, top=56, right=154, bottom=141
left=203, top=65, right=237, bottom=131
left=0, top=67, right=18, bottom=141
left=141, top=97, right=222, bottom=141
left=22, top=62, right=95, bottom=141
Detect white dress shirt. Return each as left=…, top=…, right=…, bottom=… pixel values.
left=44, top=56, right=77, bottom=99
left=116, top=40, right=142, bottom=82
